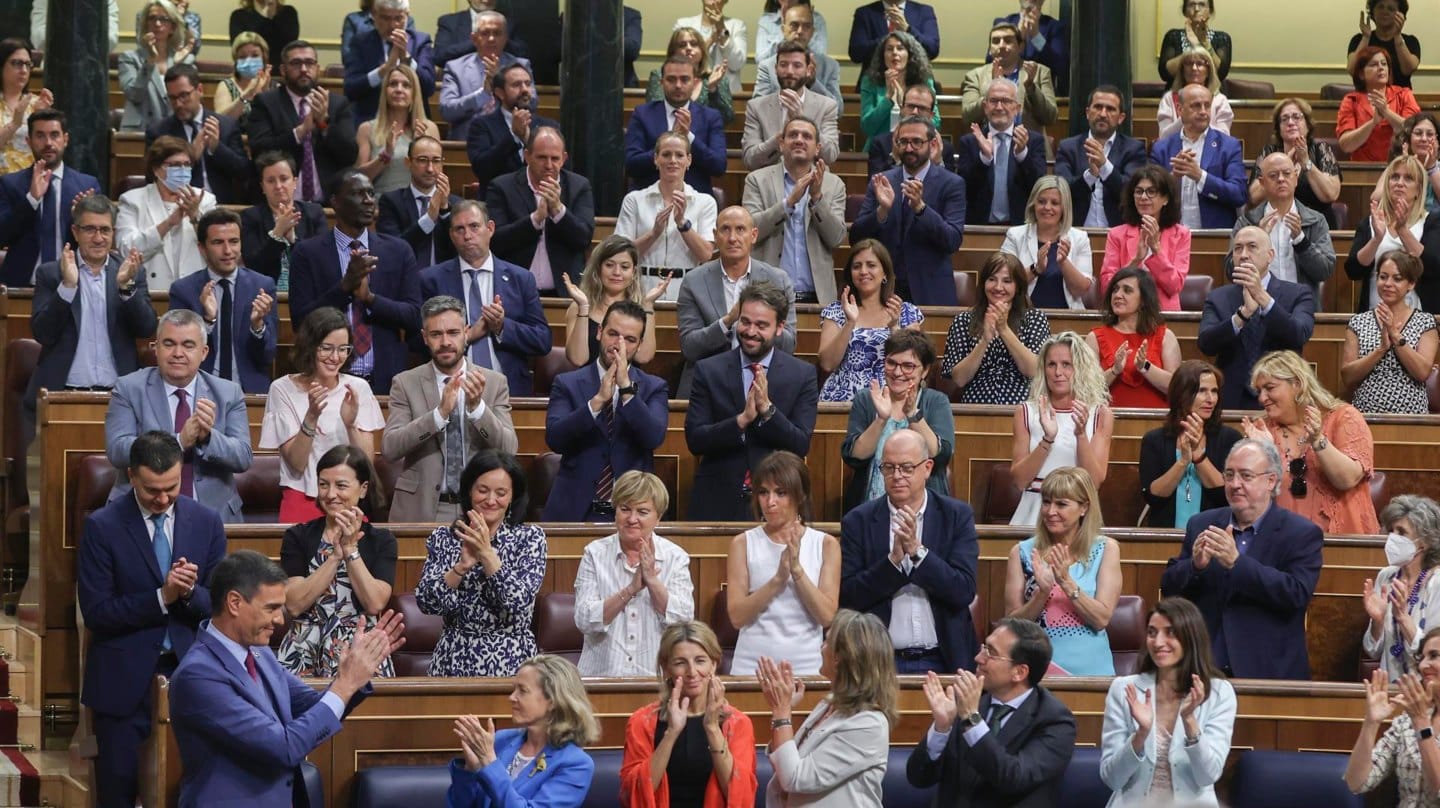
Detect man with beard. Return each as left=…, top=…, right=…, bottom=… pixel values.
left=486, top=126, right=595, bottom=296
left=382, top=295, right=516, bottom=524
left=246, top=40, right=359, bottom=204
left=624, top=57, right=727, bottom=196
left=465, top=63, right=558, bottom=195
left=438, top=9, right=531, bottom=141
left=146, top=63, right=251, bottom=204
left=684, top=280, right=817, bottom=521
left=543, top=300, right=669, bottom=521
left=954, top=78, right=1047, bottom=228
left=741, top=40, right=839, bottom=169
left=960, top=23, right=1058, bottom=139
left=1056, top=85, right=1148, bottom=229
left=287, top=172, right=422, bottom=395
left=0, top=108, right=102, bottom=287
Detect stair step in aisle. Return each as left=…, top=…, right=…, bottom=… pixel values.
left=0, top=616, right=43, bottom=805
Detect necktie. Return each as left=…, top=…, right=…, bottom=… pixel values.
left=297, top=98, right=318, bottom=201
left=174, top=390, right=194, bottom=497
left=217, top=278, right=233, bottom=381
left=991, top=132, right=1010, bottom=223
left=188, top=120, right=206, bottom=189
left=443, top=376, right=465, bottom=495
left=345, top=237, right=373, bottom=358
left=529, top=194, right=555, bottom=292
left=466, top=270, right=493, bottom=368
left=987, top=702, right=1014, bottom=727
left=594, top=399, right=616, bottom=504
left=244, top=651, right=259, bottom=683
left=38, top=176, right=57, bottom=264
left=152, top=513, right=173, bottom=651
left=418, top=194, right=435, bottom=265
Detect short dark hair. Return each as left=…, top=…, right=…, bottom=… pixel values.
left=209, top=550, right=289, bottom=617
left=1088, top=84, right=1124, bottom=106
left=196, top=207, right=242, bottom=243
left=1367, top=0, right=1406, bottom=13
left=774, top=39, right=812, bottom=64
left=750, top=450, right=811, bottom=523
left=450, top=199, right=489, bottom=227
left=738, top=280, right=791, bottom=324
left=996, top=617, right=1052, bottom=687
left=1379, top=248, right=1424, bottom=284
left=145, top=135, right=190, bottom=177
left=315, top=444, right=381, bottom=514
left=73, top=194, right=116, bottom=221
left=291, top=307, right=351, bottom=375
left=163, top=62, right=200, bottom=87
left=1180, top=0, right=1215, bottom=14
left=406, top=134, right=443, bottom=157
left=894, top=114, right=937, bottom=142
left=782, top=115, right=818, bottom=141
left=490, top=61, right=532, bottom=91
left=846, top=239, right=896, bottom=305
left=280, top=39, right=316, bottom=63
left=1120, top=165, right=1180, bottom=229
left=968, top=253, right=1031, bottom=339
left=662, top=55, right=697, bottom=76
left=883, top=328, right=935, bottom=370
left=254, top=150, right=297, bottom=176
left=459, top=450, right=528, bottom=525
left=0, top=40, right=33, bottom=73
left=129, top=430, right=183, bottom=474
left=601, top=300, right=649, bottom=339
left=27, top=107, right=66, bottom=133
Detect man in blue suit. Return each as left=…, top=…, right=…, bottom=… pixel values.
left=1055, top=85, right=1147, bottom=229
left=288, top=172, right=422, bottom=395
left=1197, top=226, right=1316, bottom=409
left=465, top=64, right=558, bottom=195
left=105, top=309, right=253, bottom=523
left=848, top=0, right=940, bottom=65
left=377, top=136, right=463, bottom=267
left=169, top=208, right=279, bottom=394
left=77, top=431, right=228, bottom=808
left=850, top=116, right=966, bottom=306
left=953, top=79, right=1046, bottom=227
left=990, top=0, right=1069, bottom=95
left=840, top=429, right=980, bottom=675
left=1160, top=439, right=1323, bottom=680
left=1150, top=84, right=1247, bottom=230
left=419, top=200, right=550, bottom=396
left=0, top=109, right=101, bottom=287
left=342, top=0, right=436, bottom=123
left=169, top=550, right=403, bottom=807
left=624, top=57, right=727, bottom=196
left=544, top=301, right=669, bottom=522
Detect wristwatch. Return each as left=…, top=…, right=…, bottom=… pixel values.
left=1313, top=436, right=1329, bottom=452
left=676, top=219, right=693, bottom=233
left=617, top=384, right=637, bottom=396
left=959, top=712, right=983, bottom=731
left=1421, top=726, right=1436, bottom=742
left=907, top=410, right=924, bottom=426
left=345, top=549, right=362, bottom=563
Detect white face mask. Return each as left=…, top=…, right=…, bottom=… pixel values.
left=1386, top=532, right=1418, bottom=567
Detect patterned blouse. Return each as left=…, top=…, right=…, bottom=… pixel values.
left=1359, top=711, right=1440, bottom=807
left=941, top=308, right=1051, bottom=405
left=817, top=300, right=924, bottom=402
left=1348, top=309, right=1437, bottom=414
left=0, top=101, right=34, bottom=176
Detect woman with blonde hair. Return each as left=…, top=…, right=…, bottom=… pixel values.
left=755, top=609, right=897, bottom=807
left=450, top=654, right=600, bottom=808
left=1156, top=49, right=1233, bottom=139
left=1243, top=350, right=1380, bottom=534
left=645, top=27, right=735, bottom=124
left=1010, top=332, right=1113, bottom=527
left=620, top=621, right=758, bottom=808
left=118, top=0, right=196, bottom=132
left=1001, top=176, right=1094, bottom=310
left=213, top=32, right=273, bottom=123
left=561, top=235, right=666, bottom=367
left=355, top=63, right=440, bottom=193
left=1005, top=467, right=1120, bottom=675
left=1347, top=153, right=1440, bottom=312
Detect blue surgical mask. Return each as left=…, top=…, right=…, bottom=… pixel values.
left=235, top=56, right=264, bottom=79
left=162, top=165, right=193, bottom=191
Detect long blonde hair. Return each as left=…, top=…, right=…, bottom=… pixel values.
left=825, top=610, right=899, bottom=726
left=1378, top=154, right=1429, bottom=229
left=1028, top=332, right=1111, bottom=408
left=1032, top=467, right=1105, bottom=570
left=1249, top=350, right=1343, bottom=413
left=370, top=63, right=430, bottom=150
left=519, top=655, right=601, bottom=748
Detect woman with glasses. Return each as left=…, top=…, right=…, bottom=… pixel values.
left=355, top=64, right=440, bottom=194
left=645, top=28, right=736, bottom=125
left=1000, top=176, right=1094, bottom=310
left=1139, top=360, right=1243, bottom=529
left=1347, top=154, right=1440, bottom=313
left=1342, top=250, right=1438, bottom=414
left=1158, top=0, right=1232, bottom=85
left=1345, top=628, right=1440, bottom=805
left=118, top=0, right=196, bottom=132
left=1243, top=350, right=1380, bottom=534
left=1248, top=98, right=1342, bottom=226
left=1086, top=268, right=1182, bottom=409
left=1156, top=49, right=1233, bottom=139
left=1362, top=496, right=1440, bottom=682
left=841, top=329, right=952, bottom=511
left=1378, top=112, right=1440, bottom=215
left=0, top=39, right=51, bottom=176
left=114, top=136, right=216, bottom=293
left=818, top=240, right=923, bottom=402
left=942, top=253, right=1052, bottom=405
left=260, top=307, right=384, bottom=523
left=1100, top=166, right=1191, bottom=312
left=859, top=31, right=939, bottom=150
left=1338, top=46, right=1420, bottom=163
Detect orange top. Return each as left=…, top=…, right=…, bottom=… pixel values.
left=619, top=702, right=758, bottom=808
left=1337, top=85, right=1422, bottom=162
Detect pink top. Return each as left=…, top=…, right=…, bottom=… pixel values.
left=259, top=373, right=385, bottom=496
left=1100, top=224, right=1192, bottom=312
left=1272, top=404, right=1381, bottom=534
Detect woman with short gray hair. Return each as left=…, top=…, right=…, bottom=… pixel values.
left=1363, top=495, right=1440, bottom=681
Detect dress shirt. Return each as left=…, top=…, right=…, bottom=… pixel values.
left=333, top=229, right=374, bottom=376
left=925, top=687, right=1036, bottom=757
left=1229, top=272, right=1277, bottom=333
left=721, top=259, right=754, bottom=314
left=586, top=358, right=622, bottom=417
left=461, top=253, right=503, bottom=369
left=27, top=162, right=65, bottom=277
left=979, top=126, right=1029, bottom=165
left=63, top=265, right=120, bottom=388
left=1177, top=131, right=1210, bottom=230
left=615, top=182, right=717, bottom=269
left=524, top=171, right=565, bottom=291
left=1211, top=505, right=1271, bottom=671
left=286, top=88, right=324, bottom=194
left=665, top=102, right=697, bottom=144
left=740, top=347, right=775, bottom=394
left=1260, top=201, right=1305, bottom=283
left=573, top=533, right=696, bottom=677
left=411, top=183, right=439, bottom=235
left=139, top=496, right=177, bottom=612
left=206, top=269, right=267, bottom=381
left=780, top=172, right=815, bottom=295
left=203, top=622, right=345, bottom=718
left=498, top=107, right=526, bottom=161
left=427, top=359, right=488, bottom=431
left=886, top=492, right=938, bottom=651
left=1083, top=132, right=1116, bottom=228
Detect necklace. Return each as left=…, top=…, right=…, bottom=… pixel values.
left=1391, top=569, right=1431, bottom=671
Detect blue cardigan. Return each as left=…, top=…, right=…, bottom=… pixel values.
left=447, top=729, right=594, bottom=808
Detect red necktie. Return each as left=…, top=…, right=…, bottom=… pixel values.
left=351, top=297, right=373, bottom=357
left=245, top=652, right=259, bottom=683
left=174, top=390, right=194, bottom=497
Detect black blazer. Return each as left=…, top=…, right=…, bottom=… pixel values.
left=376, top=186, right=461, bottom=267
left=1139, top=424, right=1243, bottom=528
left=239, top=201, right=329, bottom=282
left=245, top=88, right=360, bottom=201
left=1054, top=132, right=1147, bottom=227
left=905, top=686, right=1077, bottom=807
left=953, top=126, right=1048, bottom=226
left=1196, top=279, right=1315, bottom=409
left=279, top=518, right=398, bottom=613
left=465, top=108, right=561, bottom=195
left=485, top=168, right=596, bottom=289
left=145, top=110, right=252, bottom=204
left=434, top=9, right=529, bottom=68
left=1345, top=212, right=1440, bottom=312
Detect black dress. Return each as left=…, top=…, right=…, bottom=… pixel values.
left=1158, top=28, right=1233, bottom=84
left=656, top=714, right=713, bottom=806
left=1138, top=425, right=1242, bottom=528
left=1348, top=32, right=1422, bottom=88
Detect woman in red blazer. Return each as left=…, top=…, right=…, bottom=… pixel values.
left=1100, top=165, right=1192, bottom=312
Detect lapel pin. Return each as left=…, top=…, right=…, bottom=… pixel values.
left=502, top=274, right=510, bottom=282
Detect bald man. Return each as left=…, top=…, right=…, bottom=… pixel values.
left=1150, top=84, right=1247, bottom=230
left=1198, top=225, right=1316, bottom=408
left=1228, top=151, right=1336, bottom=296
left=485, top=125, right=595, bottom=295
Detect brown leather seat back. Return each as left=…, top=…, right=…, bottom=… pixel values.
left=525, top=453, right=562, bottom=522
left=389, top=592, right=442, bottom=676
left=71, top=454, right=117, bottom=549
left=1108, top=594, right=1147, bottom=675
left=1180, top=275, right=1213, bottom=312
left=532, top=592, right=583, bottom=664
left=235, top=455, right=283, bottom=523
left=952, top=271, right=975, bottom=307
left=971, top=460, right=1022, bottom=525
left=4, top=339, right=40, bottom=516
left=532, top=347, right=577, bottom=399
left=709, top=588, right=740, bottom=674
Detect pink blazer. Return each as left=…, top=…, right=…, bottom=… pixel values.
left=1099, top=223, right=1192, bottom=311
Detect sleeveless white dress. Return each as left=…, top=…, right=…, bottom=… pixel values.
left=729, top=525, right=826, bottom=676
left=1009, top=402, right=1099, bottom=528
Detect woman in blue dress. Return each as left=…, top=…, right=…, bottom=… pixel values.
left=817, top=239, right=923, bottom=402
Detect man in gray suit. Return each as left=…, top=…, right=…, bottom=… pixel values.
left=675, top=206, right=797, bottom=398
left=754, top=4, right=842, bottom=109
left=742, top=41, right=840, bottom=169
left=743, top=117, right=846, bottom=306
left=105, top=309, right=252, bottom=523
left=382, top=295, right=517, bottom=524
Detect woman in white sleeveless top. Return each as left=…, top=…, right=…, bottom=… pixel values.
left=726, top=451, right=840, bottom=676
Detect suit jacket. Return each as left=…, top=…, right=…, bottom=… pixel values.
left=541, top=362, right=669, bottom=521
left=1346, top=212, right=1440, bottom=312
left=239, top=201, right=328, bottom=282
left=433, top=9, right=529, bottom=69
left=377, top=185, right=461, bottom=267
left=869, top=132, right=957, bottom=176
left=464, top=107, right=561, bottom=194
left=486, top=168, right=596, bottom=289
left=1227, top=201, right=1336, bottom=295
left=1160, top=504, right=1323, bottom=679
left=115, top=183, right=218, bottom=292
left=959, top=63, right=1059, bottom=136
left=170, top=625, right=370, bottom=808
left=145, top=110, right=251, bottom=204
left=343, top=28, right=436, bottom=122
left=742, top=163, right=845, bottom=306
left=105, top=368, right=252, bottom=521
left=848, top=1, right=939, bottom=63
left=168, top=267, right=280, bottom=394
left=447, top=730, right=594, bottom=807
left=381, top=361, right=518, bottom=522
left=1150, top=129, right=1248, bottom=229
left=753, top=52, right=843, bottom=110
left=839, top=492, right=979, bottom=671
left=1196, top=278, right=1315, bottom=409
left=1055, top=131, right=1147, bottom=228
left=740, top=90, right=840, bottom=169
left=0, top=164, right=102, bottom=287
left=1101, top=673, right=1236, bottom=802
left=418, top=257, right=551, bottom=395
left=990, top=13, right=1070, bottom=95
left=287, top=229, right=422, bottom=395
left=684, top=348, right=818, bottom=521
left=674, top=259, right=799, bottom=398
left=624, top=100, right=728, bottom=195
left=76, top=495, right=226, bottom=717
left=117, top=48, right=175, bottom=132
left=849, top=164, right=966, bottom=306
left=906, top=686, right=1077, bottom=807
left=245, top=88, right=360, bottom=202
left=438, top=51, right=531, bottom=144
left=953, top=127, right=1047, bottom=226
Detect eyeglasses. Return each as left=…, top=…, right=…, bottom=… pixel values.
left=286, top=58, right=319, bottom=69
left=317, top=344, right=353, bottom=357
left=166, top=88, right=197, bottom=104
left=985, top=97, right=1017, bottom=107
left=6, top=59, right=32, bottom=70
left=1278, top=113, right=1306, bottom=124
left=1133, top=186, right=1161, bottom=198
left=1221, top=470, right=1273, bottom=484
left=901, top=103, right=932, bottom=115
left=894, top=137, right=928, bottom=148
left=884, top=358, right=922, bottom=374
left=75, top=225, right=113, bottom=236
left=1289, top=457, right=1308, bottom=497
left=978, top=644, right=1014, bottom=663
left=879, top=462, right=924, bottom=477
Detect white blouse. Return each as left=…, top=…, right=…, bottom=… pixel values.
left=258, top=374, right=384, bottom=496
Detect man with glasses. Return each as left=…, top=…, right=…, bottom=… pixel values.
left=0, top=108, right=102, bottom=287
left=146, top=63, right=250, bottom=204
left=343, top=0, right=436, bottom=124
left=377, top=136, right=462, bottom=267
left=1056, top=85, right=1147, bottom=229
left=755, top=4, right=842, bottom=108
left=1160, top=438, right=1324, bottom=679
left=866, top=84, right=956, bottom=176
left=1227, top=152, right=1336, bottom=297
left=961, top=23, right=1058, bottom=146
left=839, top=429, right=979, bottom=675
left=247, top=40, right=359, bottom=204
left=954, top=78, right=1047, bottom=227
left=1198, top=225, right=1315, bottom=409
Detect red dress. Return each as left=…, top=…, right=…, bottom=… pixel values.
left=1093, top=325, right=1168, bottom=408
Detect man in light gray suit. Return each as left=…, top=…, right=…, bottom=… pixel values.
left=105, top=309, right=252, bottom=523
left=754, top=4, right=842, bottom=110
left=742, top=41, right=840, bottom=169
left=743, top=117, right=846, bottom=306
left=438, top=10, right=532, bottom=144
left=382, top=295, right=517, bottom=524
left=676, top=206, right=798, bottom=398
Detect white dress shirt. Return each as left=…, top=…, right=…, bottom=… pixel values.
left=428, top=360, right=488, bottom=431
left=461, top=254, right=505, bottom=369
left=573, top=533, right=696, bottom=677
left=1177, top=131, right=1209, bottom=230
left=615, top=182, right=717, bottom=269
left=887, top=492, right=939, bottom=651
left=140, top=496, right=177, bottom=612
left=1083, top=132, right=1116, bottom=228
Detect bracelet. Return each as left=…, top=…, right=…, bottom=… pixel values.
left=449, top=564, right=468, bottom=577
left=771, top=718, right=792, bottom=729
left=345, top=549, right=362, bottom=563
left=1236, top=308, right=1252, bottom=322
left=1192, top=451, right=1206, bottom=464
left=1039, top=436, right=1054, bottom=446
left=708, top=745, right=729, bottom=755
left=299, top=420, right=317, bottom=437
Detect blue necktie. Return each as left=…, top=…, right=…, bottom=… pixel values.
left=991, top=132, right=1010, bottom=223
left=467, top=270, right=493, bottom=368
left=152, top=513, right=172, bottom=651
left=38, top=179, right=57, bottom=264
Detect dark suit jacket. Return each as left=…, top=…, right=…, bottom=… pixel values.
left=1196, top=278, right=1315, bottom=409
left=376, top=186, right=461, bottom=267
left=239, top=201, right=329, bottom=282
left=465, top=107, right=561, bottom=194
left=953, top=127, right=1047, bottom=226
left=839, top=492, right=980, bottom=672
left=623, top=100, right=727, bottom=195
left=990, top=13, right=1069, bottom=95
left=1160, top=504, right=1324, bottom=679
left=0, top=165, right=102, bottom=287
left=145, top=110, right=251, bottom=204
left=418, top=257, right=551, bottom=395
left=849, top=164, right=966, bottom=306
left=76, top=494, right=227, bottom=717
left=1054, top=132, right=1147, bottom=228
left=849, top=1, right=940, bottom=63
left=169, top=267, right=280, bottom=394
left=1150, top=129, right=1248, bottom=229
left=433, top=9, right=529, bottom=69
left=287, top=229, right=422, bottom=395
left=542, top=362, right=669, bottom=520
left=622, top=6, right=642, bottom=88
left=246, top=89, right=360, bottom=201
left=485, top=168, right=596, bottom=289
left=342, top=28, right=436, bottom=122
left=1346, top=212, right=1440, bottom=312
left=905, top=686, right=1078, bottom=807
left=684, top=348, right=818, bottom=521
